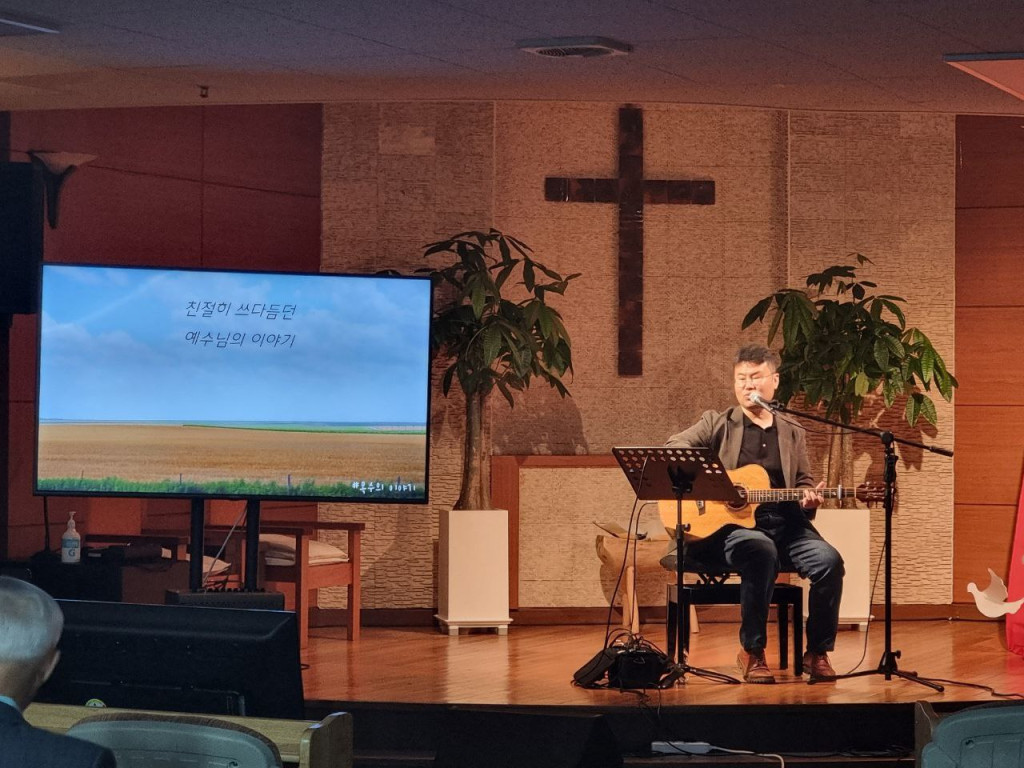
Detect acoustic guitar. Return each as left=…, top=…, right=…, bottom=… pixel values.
left=657, top=463, right=886, bottom=541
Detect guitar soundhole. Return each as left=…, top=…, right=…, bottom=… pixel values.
left=727, top=484, right=747, bottom=511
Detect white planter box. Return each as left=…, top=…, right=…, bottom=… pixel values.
left=436, top=508, right=512, bottom=635
left=801, top=507, right=872, bottom=630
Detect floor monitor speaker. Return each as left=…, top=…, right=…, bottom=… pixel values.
left=433, top=708, right=622, bottom=768
left=0, top=162, right=43, bottom=315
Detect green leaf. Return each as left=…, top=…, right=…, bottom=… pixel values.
left=493, top=261, right=517, bottom=289
left=905, top=395, right=918, bottom=426
left=881, top=379, right=896, bottom=408
left=741, top=296, right=773, bottom=329
left=495, top=379, right=515, bottom=408
left=873, top=338, right=890, bottom=371
left=470, top=284, right=485, bottom=319
left=424, top=240, right=455, bottom=257
left=920, top=345, right=935, bottom=383
left=497, top=235, right=511, bottom=263
left=740, top=256, right=956, bottom=428
left=884, top=334, right=905, bottom=358
left=537, top=304, right=554, bottom=337
left=767, top=305, right=784, bottom=344
left=441, top=364, right=456, bottom=396
left=853, top=371, right=871, bottom=397
left=522, top=260, right=535, bottom=292
left=936, top=371, right=955, bottom=401
left=506, top=234, right=533, bottom=257
left=918, top=395, right=938, bottom=426
left=881, top=300, right=906, bottom=327
left=481, top=324, right=502, bottom=365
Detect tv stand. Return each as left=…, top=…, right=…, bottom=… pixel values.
left=188, top=497, right=262, bottom=592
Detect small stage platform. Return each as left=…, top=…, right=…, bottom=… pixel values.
left=300, top=619, right=1024, bottom=766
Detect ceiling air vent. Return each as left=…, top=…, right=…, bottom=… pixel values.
left=517, top=36, right=632, bottom=59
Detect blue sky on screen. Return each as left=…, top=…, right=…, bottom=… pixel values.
left=38, top=265, right=432, bottom=423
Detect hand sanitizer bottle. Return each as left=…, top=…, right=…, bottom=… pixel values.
left=61, top=511, right=81, bottom=564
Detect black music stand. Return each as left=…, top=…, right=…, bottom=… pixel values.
left=613, top=446, right=744, bottom=684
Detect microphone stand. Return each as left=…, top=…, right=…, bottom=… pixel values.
left=760, top=397, right=950, bottom=691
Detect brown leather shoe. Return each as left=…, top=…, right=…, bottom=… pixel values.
left=737, top=649, right=775, bottom=684
left=802, top=651, right=836, bottom=680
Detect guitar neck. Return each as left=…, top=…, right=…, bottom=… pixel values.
left=743, top=487, right=845, bottom=503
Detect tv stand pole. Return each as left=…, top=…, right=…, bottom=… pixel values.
left=244, top=498, right=261, bottom=591
left=0, top=313, right=10, bottom=559
left=189, top=497, right=205, bottom=591
left=188, top=497, right=261, bottom=592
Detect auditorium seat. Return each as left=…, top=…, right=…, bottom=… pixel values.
left=68, top=712, right=282, bottom=768
left=917, top=701, right=1024, bottom=767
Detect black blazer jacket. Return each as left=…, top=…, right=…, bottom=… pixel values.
left=0, top=703, right=116, bottom=768
left=665, top=405, right=816, bottom=489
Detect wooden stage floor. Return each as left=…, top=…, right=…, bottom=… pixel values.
left=299, top=618, right=1024, bottom=765
left=302, top=618, right=1024, bottom=708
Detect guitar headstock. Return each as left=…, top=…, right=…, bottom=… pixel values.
left=856, top=480, right=888, bottom=507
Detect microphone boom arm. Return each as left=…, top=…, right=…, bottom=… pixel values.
left=766, top=399, right=952, bottom=457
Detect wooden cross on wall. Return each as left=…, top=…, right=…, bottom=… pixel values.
left=545, top=105, right=715, bottom=376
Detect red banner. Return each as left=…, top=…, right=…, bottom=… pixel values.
left=1007, top=468, right=1024, bottom=655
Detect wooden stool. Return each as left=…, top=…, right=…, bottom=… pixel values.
left=666, top=574, right=803, bottom=671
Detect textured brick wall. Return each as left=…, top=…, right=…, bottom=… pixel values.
left=320, top=102, right=955, bottom=610
left=788, top=112, right=955, bottom=605
left=319, top=102, right=494, bottom=608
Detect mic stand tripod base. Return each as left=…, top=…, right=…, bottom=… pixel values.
left=819, top=651, right=944, bottom=691
left=673, top=659, right=742, bottom=685
left=817, top=434, right=943, bottom=693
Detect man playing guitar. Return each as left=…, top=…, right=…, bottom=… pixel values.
left=664, top=344, right=844, bottom=683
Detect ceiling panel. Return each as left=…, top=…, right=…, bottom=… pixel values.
left=0, top=0, right=1021, bottom=112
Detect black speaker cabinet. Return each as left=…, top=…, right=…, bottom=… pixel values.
left=0, top=162, right=43, bottom=315
left=433, top=709, right=622, bottom=768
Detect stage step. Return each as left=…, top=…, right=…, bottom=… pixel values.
left=308, top=699, right=916, bottom=767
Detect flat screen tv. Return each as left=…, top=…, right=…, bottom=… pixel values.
left=35, top=263, right=432, bottom=503
left=36, top=600, right=304, bottom=719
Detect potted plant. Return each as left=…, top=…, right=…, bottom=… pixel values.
left=422, top=228, right=578, bottom=510
left=741, top=255, right=957, bottom=492
left=421, top=229, right=578, bottom=634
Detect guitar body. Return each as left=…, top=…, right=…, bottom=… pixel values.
left=656, top=465, right=883, bottom=542
left=657, top=464, right=772, bottom=542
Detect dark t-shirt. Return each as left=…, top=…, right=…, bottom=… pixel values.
left=738, top=415, right=785, bottom=488
left=738, top=415, right=802, bottom=526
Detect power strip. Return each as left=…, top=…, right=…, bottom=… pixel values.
left=651, top=741, right=714, bottom=754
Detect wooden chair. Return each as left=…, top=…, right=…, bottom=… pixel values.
left=207, top=522, right=364, bottom=648
left=595, top=533, right=682, bottom=635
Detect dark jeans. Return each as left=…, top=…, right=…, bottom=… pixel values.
left=686, top=506, right=845, bottom=655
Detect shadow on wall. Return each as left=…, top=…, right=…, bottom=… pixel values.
left=492, top=387, right=589, bottom=455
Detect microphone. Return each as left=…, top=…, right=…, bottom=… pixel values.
left=748, top=392, right=778, bottom=411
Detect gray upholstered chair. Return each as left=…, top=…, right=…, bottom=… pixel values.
left=68, top=712, right=282, bottom=768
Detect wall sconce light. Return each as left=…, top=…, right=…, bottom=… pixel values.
left=27, top=150, right=97, bottom=228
